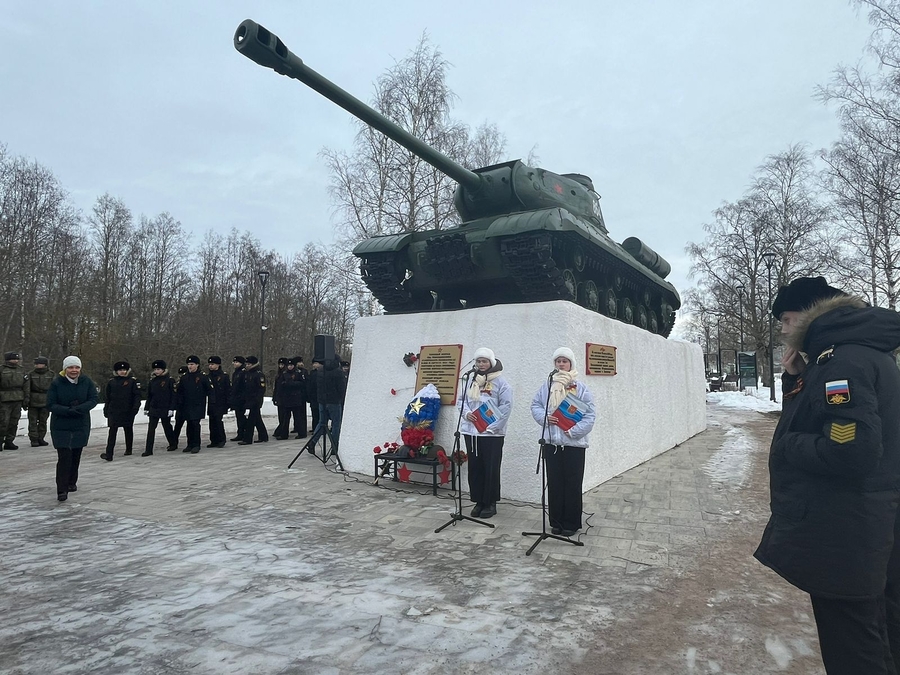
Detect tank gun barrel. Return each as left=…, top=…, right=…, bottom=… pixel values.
left=234, top=20, right=483, bottom=192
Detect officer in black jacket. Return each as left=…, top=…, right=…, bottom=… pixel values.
left=291, top=356, right=308, bottom=437
left=238, top=355, right=268, bottom=445
left=175, top=355, right=214, bottom=454
left=272, top=357, right=290, bottom=439
left=754, top=277, right=900, bottom=674
left=275, top=357, right=306, bottom=440
left=143, top=359, right=176, bottom=456
left=100, top=360, right=142, bottom=461
left=206, top=356, right=231, bottom=448
left=307, top=359, right=322, bottom=437
left=230, top=356, right=247, bottom=441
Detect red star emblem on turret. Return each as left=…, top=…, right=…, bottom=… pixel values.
left=397, top=463, right=412, bottom=483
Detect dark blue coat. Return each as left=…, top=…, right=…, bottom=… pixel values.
left=47, top=374, right=99, bottom=449
left=175, top=371, right=214, bottom=421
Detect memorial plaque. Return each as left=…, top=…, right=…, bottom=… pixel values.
left=414, top=344, right=463, bottom=405
left=585, top=343, right=617, bottom=376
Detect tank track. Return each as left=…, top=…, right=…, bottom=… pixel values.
left=358, top=253, right=430, bottom=313
left=500, top=232, right=676, bottom=337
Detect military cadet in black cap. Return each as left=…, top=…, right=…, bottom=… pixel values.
left=0, top=351, right=28, bottom=450
left=230, top=356, right=247, bottom=441
left=238, top=355, right=268, bottom=444
left=171, top=365, right=189, bottom=449
left=176, top=356, right=214, bottom=453
left=755, top=276, right=900, bottom=673
left=291, top=356, right=308, bottom=438
left=99, top=361, right=142, bottom=461
left=26, top=357, right=53, bottom=446
left=206, top=356, right=230, bottom=448
left=307, top=358, right=322, bottom=438
left=272, top=357, right=290, bottom=439
left=143, top=359, right=176, bottom=456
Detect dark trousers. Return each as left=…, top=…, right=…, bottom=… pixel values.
left=208, top=412, right=226, bottom=444
left=309, top=403, right=319, bottom=436
left=233, top=408, right=247, bottom=439
left=274, top=406, right=289, bottom=438
left=291, top=403, right=307, bottom=436
left=106, top=424, right=134, bottom=456
left=811, top=595, right=898, bottom=674
left=28, top=407, right=49, bottom=441
left=243, top=407, right=267, bottom=443
left=173, top=414, right=185, bottom=446
left=145, top=414, right=175, bottom=453
left=289, top=405, right=307, bottom=437
left=186, top=420, right=201, bottom=449
left=464, top=434, right=504, bottom=506
left=0, top=401, right=21, bottom=443
left=543, top=445, right=586, bottom=531
left=55, top=447, right=83, bottom=494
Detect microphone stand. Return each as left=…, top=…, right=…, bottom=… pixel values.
left=523, top=369, right=584, bottom=555
left=435, top=369, right=495, bottom=533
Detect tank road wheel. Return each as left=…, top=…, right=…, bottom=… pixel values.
left=648, top=310, right=660, bottom=334
left=637, top=304, right=649, bottom=331
left=580, top=280, right=600, bottom=312
left=571, top=246, right=586, bottom=272
left=562, top=269, right=578, bottom=300
left=602, top=288, right=618, bottom=318
left=619, top=297, right=635, bottom=324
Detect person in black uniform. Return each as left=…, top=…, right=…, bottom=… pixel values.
left=754, top=277, right=900, bottom=674
left=206, top=356, right=230, bottom=448
left=307, top=358, right=322, bottom=438
left=272, top=356, right=290, bottom=439
left=171, top=365, right=188, bottom=450
left=143, top=359, right=176, bottom=456
left=275, top=357, right=306, bottom=440
left=289, top=356, right=308, bottom=437
left=175, top=356, right=214, bottom=454
left=230, top=356, right=247, bottom=442
left=238, top=355, right=268, bottom=445
left=100, top=360, right=142, bottom=461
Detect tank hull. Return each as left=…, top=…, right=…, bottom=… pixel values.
left=353, top=207, right=681, bottom=337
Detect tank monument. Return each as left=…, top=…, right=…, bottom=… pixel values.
left=233, top=20, right=706, bottom=502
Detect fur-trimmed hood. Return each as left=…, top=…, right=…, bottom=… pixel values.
left=786, top=294, right=900, bottom=357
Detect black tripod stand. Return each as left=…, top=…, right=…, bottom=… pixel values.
left=435, top=369, right=494, bottom=533
left=523, top=371, right=584, bottom=555
left=288, top=410, right=344, bottom=471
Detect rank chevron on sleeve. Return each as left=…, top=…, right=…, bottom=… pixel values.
left=829, top=422, right=857, bottom=444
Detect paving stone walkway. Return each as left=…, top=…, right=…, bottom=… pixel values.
left=0, top=403, right=825, bottom=674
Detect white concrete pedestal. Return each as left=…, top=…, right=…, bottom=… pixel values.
left=341, top=301, right=706, bottom=503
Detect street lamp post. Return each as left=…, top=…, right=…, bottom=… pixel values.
left=762, top=252, right=777, bottom=402
left=258, top=269, right=270, bottom=369
left=735, top=283, right=745, bottom=387
left=716, top=318, right=722, bottom=375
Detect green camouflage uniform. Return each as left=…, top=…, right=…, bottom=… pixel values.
left=0, top=361, right=29, bottom=446
left=27, top=366, right=54, bottom=444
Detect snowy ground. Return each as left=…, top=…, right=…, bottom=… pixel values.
left=0, top=397, right=826, bottom=674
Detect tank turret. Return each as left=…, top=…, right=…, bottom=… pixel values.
left=234, top=19, right=681, bottom=336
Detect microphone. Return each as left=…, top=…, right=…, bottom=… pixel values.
left=549, top=368, right=559, bottom=377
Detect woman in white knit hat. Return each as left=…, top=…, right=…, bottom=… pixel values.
left=457, top=347, right=513, bottom=519
left=530, top=347, right=596, bottom=536
left=46, top=356, right=98, bottom=502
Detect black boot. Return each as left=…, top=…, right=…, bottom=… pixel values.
left=100, top=453, right=112, bottom=461
left=141, top=450, right=153, bottom=457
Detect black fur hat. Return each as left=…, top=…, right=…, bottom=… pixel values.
left=277, top=357, right=288, bottom=366
left=34, top=356, right=49, bottom=365
left=186, top=355, right=201, bottom=365
left=233, top=355, right=246, bottom=364
left=4, top=351, right=20, bottom=361
left=771, top=276, right=846, bottom=318
left=208, top=355, right=222, bottom=364
left=292, top=355, right=303, bottom=364
left=246, top=355, right=259, bottom=364
left=114, top=360, right=130, bottom=371
left=178, top=365, right=188, bottom=375
left=151, top=359, right=166, bottom=370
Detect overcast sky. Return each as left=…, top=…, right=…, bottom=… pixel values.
left=2, top=1, right=876, bottom=300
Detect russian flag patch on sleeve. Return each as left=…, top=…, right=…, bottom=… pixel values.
left=825, top=379, right=850, bottom=405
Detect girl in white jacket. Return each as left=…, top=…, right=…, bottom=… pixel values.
left=458, top=347, right=512, bottom=519
left=530, top=347, right=596, bottom=536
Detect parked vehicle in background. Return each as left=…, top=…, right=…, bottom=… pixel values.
left=707, top=372, right=723, bottom=392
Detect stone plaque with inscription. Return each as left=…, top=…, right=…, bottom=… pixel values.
left=585, top=343, right=617, bottom=376
left=414, top=344, right=463, bottom=405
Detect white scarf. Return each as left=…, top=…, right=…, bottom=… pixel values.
left=466, top=370, right=502, bottom=405
left=548, top=369, right=578, bottom=412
